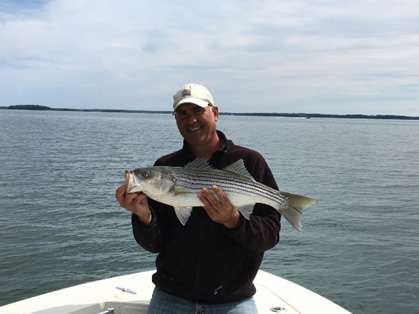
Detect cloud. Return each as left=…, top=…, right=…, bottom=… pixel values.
left=0, top=0, right=418, bottom=115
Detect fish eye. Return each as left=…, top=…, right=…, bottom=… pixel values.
left=141, top=171, right=151, bottom=178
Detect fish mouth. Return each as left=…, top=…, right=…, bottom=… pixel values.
left=125, top=171, right=142, bottom=194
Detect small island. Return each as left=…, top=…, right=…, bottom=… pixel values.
left=7, top=104, right=51, bottom=110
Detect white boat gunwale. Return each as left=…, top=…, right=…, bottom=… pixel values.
left=0, top=270, right=351, bottom=314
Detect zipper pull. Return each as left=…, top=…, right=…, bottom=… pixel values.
left=213, top=285, right=223, bottom=295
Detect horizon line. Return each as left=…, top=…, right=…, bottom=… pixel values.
left=2, top=105, right=419, bottom=120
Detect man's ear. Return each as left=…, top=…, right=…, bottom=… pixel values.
left=212, top=106, right=219, bottom=121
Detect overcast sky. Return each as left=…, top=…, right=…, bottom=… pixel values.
left=1, top=0, right=418, bottom=115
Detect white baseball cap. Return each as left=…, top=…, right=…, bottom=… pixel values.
left=173, top=83, right=215, bottom=111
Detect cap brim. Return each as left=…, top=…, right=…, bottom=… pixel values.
left=173, top=98, right=209, bottom=111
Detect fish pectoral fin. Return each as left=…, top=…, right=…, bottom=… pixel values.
left=174, top=207, right=193, bottom=226
left=171, top=188, right=189, bottom=195
left=237, top=204, right=255, bottom=220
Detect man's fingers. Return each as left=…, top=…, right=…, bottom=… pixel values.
left=211, top=185, right=229, bottom=204
left=199, top=187, right=219, bottom=208
left=115, top=184, right=126, bottom=199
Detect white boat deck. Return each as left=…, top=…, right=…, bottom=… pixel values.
left=0, top=270, right=351, bottom=314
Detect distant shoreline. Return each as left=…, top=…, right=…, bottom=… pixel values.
left=1, top=104, right=419, bottom=120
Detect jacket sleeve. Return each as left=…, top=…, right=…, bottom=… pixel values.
left=131, top=208, right=161, bottom=253
left=224, top=155, right=281, bottom=252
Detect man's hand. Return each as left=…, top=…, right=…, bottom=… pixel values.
left=115, top=171, right=152, bottom=226
left=198, top=185, right=241, bottom=229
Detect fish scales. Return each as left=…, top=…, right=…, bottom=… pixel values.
left=174, top=170, right=283, bottom=206
left=176, top=173, right=260, bottom=196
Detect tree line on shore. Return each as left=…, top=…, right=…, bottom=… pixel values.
left=2, top=104, right=418, bottom=120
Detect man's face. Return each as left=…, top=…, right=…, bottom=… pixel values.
left=174, top=103, right=219, bottom=148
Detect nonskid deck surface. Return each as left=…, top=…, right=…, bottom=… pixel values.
left=0, top=270, right=351, bottom=314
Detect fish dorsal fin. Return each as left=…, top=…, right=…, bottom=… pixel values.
left=223, top=159, right=255, bottom=181
left=185, top=158, right=213, bottom=170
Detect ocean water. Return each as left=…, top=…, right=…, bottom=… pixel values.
left=1, top=110, right=418, bottom=314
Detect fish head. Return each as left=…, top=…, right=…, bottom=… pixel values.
left=126, top=167, right=175, bottom=199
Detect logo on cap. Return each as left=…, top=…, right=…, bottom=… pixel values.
left=182, top=88, right=191, bottom=97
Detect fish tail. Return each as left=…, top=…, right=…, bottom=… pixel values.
left=280, top=191, right=317, bottom=232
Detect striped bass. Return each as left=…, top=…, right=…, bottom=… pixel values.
left=125, top=159, right=316, bottom=231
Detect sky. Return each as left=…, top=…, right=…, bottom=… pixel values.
left=1, top=0, right=418, bottom=115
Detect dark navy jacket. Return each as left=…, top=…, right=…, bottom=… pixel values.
left=131, top=130, right=281, bottom=303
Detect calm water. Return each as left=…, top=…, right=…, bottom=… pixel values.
left=1, top=110, right=418, bottom=313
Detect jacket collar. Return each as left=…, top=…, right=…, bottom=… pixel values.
left=181, top=130, right=229, bottom=159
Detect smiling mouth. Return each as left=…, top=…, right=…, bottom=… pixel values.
left=189, top=126, right=201, bottom=131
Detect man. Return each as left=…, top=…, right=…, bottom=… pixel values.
left=115, top=83, right=281, bottom=313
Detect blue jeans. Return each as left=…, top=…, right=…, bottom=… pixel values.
left=147, top=287, right=258, bottom=314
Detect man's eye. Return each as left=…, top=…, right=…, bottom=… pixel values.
left=176, top=111, right=186, bottom=116
left=192, top=108, right=204, bottom=114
